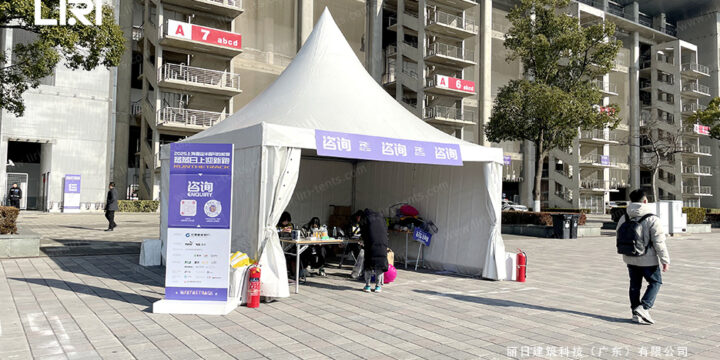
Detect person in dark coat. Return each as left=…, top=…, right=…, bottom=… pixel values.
left=8, top=183, right=22, bottom=209
left=360, top=208, right=388, bottom=292
left=105, top=182, right=118, bottom=231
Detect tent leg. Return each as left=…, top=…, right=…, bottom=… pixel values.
left=404, top=232, right=408, bottom=269
left=296, top=244, right=300, bottom=294
left=415, top=243, right=422, bottom=271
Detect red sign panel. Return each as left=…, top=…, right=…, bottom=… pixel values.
left=435, top=75, right=475, bottom=93
left=694, top=124, right=710, bottom=135
left=167, top=20, right=242, bottom=50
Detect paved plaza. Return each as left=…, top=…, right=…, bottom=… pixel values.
left=1, top=212, right=719, bottom=359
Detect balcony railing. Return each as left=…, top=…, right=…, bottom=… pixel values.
left=158, top=107, right=225, bottom=128
left=581, top=179, right=607, bottom=190
left=580, top=129, right=618, bottom=142
left=595, top=80, right=618, bottom=94
left=664, top=23, right=677, bottom=37
left=682, top=63, right=710, bottom=76
left=684, top=144, right=712, bottom=154
left=131, top=101, right=142, bottom=116
left=607, top=2, right=624, bottom=17
left=160, top=63, right=241, bottom=91
left=427, top=43, right=474, bottom=61
left=580, top=154, right=618, bottom=166
left=682, top=103, right=707, bottom=113
left=427, top=10, right=477, bottom=33
left=683, top=186, right=711, bottom=194
left=132, top=25, right=143, bottom=41
left=424, top=105, right=475, bottom=123
left=683, top=165, right=712, bottom=175
left=682, top=81, right=711, bottom=95
left=387, top=45, right=397, bottom=57
left=203, top=0, right=243, bottom=8
left=638, top=14, right=652, bottom=27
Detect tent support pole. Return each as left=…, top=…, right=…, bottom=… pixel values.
left=351, top=161, right=357, bottom=211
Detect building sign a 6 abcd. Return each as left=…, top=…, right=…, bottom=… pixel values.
left=165, top=143, right=233, bottom=302
left=167, top=20, right=242, bottom=50
left=435, top=75, right=475, bottom=94
left=315, top=130, right=463, bottom=166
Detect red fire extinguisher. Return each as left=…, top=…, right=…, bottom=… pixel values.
left=516, top=249, right=527, bottom=283
left=247, top=265, right=261, bottom=308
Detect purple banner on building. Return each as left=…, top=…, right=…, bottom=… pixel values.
left=315, top=130, right=463, bottom=166
left=64, top=175, right=81, bottom=193
left=503, top=155, right=512, bottom=165
left=63, top=175, right=81, bottom=211
left=600, top=155, right=610, bottom=166
left=170, top=143, right=232, bottom=175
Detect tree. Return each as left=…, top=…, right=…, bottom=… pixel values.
left=485, top=0, right=621, bottom=211
left=688, top=97, right=720, bottom=140
left=0, top=0, right=124, bottom=116
left=632, top=117, right=686, bottom=202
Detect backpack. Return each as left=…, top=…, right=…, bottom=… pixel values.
left=616, top=214, right=654, bottom=256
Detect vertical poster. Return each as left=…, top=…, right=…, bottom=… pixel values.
left=63, top=175, right=81, bottom=213
left=165, top=143, right=233, bottom=301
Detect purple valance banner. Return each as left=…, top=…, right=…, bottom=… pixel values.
left=315, top=130, right=463, bottom=166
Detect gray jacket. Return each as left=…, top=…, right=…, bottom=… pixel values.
left=616, top=202, right=670, bottom=266
left=106, top=188, right=119, bottom=211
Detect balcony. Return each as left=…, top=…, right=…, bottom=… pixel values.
left=425, top=0, right=477, bottom=10
left=681, top=81, right=711, bottom=98
left=157, top=107, right=226, bottom=132
left=132, top=25, right=143, bottom=41
left=161, top=20, right=242, bottom=58
left=682, top=186, right=712, bottom=196
left=681, top=63, right=710, bottom=78
left=160, top=0, right=243, bottom=17
left=158, top=63, right=241, bottom=96
left=580, top=179, right=607, bottom=192
left=425, top=43, right=475, bottom=68
left=425, top=75, right=475, bottom=97
left=580, top=154, right=618, bottom=167
left=682, top=103, right=707, bottom=115
left=682, top=165, right=712, bottom=176
left=426, top=10, right=477, bottom=39
left=595, top=80, right=618, bottom=96
left=424, top=105, right=475, bottom=127
left=683, top=144, right=712, bottom=156
left=579, top=129, right=619, bottom=144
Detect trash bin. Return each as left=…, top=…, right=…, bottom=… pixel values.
left=569, top=214, right=580, bottom=239
left=551, top=214, right=572, bottom=239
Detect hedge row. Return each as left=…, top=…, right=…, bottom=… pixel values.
left=682, top=207, right=706, bottom=225
left=118, top=200, right=159, bottom=212
left=502, top=211, right=587, bottom=226
left=0, top=206, right=19, bottom=234
left=543, top=208, right=591, bottom=214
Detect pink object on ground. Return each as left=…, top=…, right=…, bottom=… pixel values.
left=384, top=264, right=397, bottom=283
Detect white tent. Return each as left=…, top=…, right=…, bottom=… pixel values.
left=160, top=9, right=507, bottom=298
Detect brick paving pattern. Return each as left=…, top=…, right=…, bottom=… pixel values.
left=1, top=213, right=719, bottom=359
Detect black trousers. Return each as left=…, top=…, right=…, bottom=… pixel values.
left=105, top=210, right=116, bottom=229
left=9, top=199, right=20, bottom=209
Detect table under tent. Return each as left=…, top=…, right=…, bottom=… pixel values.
left=159, top=9, right=508, bottom=298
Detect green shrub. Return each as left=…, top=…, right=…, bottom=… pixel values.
left=0, top=206, right=19, bottom=234
left=502, top=211, right=586, bottom=226
left=683, top=207, right=706, bottom=224
left=544, top=208, right=591, bottom=214
left=118, top=200, right=159, bottom=212
left=610, top=207, right=627, bottom=222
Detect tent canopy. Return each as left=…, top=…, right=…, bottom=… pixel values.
left=161, top=10, right=507, bottom=298
left=188, top=9, right=502, bottom=164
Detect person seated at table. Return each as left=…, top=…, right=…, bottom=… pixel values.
left=302, top=217, right=328, bottom=277
left=277, top=211, right=293, bottom=236
left=343, top=211, right=364, bottom=265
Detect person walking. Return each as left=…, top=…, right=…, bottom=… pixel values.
left=8, top=183, right=22, bottom=209
left=105, top=182, right=118, bottom=231
left=360, top=208, right=388, bottom=293
left=616, top=189, right=670, bottom=325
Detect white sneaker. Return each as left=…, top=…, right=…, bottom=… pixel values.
left=631, top=315, right=641, bottom=324
left=633, top=306, right=655, bottom=324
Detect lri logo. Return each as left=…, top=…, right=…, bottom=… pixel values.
left=34, top=0, right=103, bottom=26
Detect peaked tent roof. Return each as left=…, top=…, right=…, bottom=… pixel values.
left=188, top=9, right=502, bottom=163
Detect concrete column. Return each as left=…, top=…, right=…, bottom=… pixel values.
left=478, top=0, right=492, bottom=146
left=366, top=0, right=383, bottom=82
left=395, top=0, right=404, bottom=101
left=0, top=29, right=13, bottom=202
left=296, top=0, right=313, bottom=51
left=112, top=0, right=134, bottom=199
left=653, top=13, right=667, bottom=33
left=629, top=31, right=640, bottom=191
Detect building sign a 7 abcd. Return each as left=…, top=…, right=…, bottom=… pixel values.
left=315, top=130, right=463, bottom=166
left=167, top=20, right=242, bottom=50
left=165, top=143, right=233, bottom=302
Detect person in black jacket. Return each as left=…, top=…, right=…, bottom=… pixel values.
left=360, top=208, right=388, bottom=292
left=105, top=182, right=119, bottom=231
left=8, top=183, right=22, bottom=209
